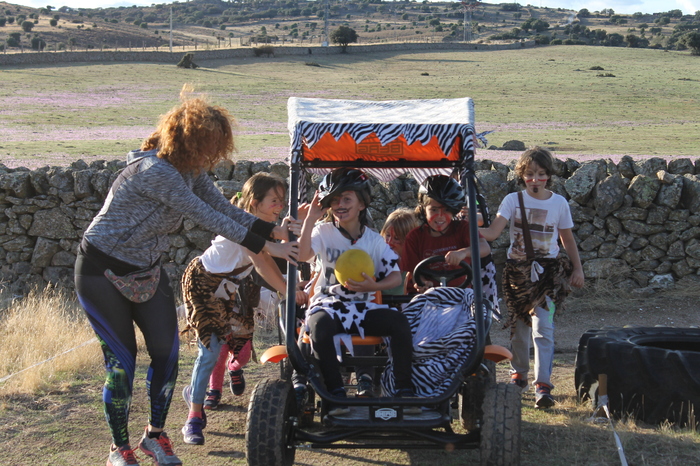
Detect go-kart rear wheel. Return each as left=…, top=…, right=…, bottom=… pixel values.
left=458, top=359, right=495, bottom=431
left=246, top=378, right=297, bottom=466
left=479, top=382, right=521, bottom=466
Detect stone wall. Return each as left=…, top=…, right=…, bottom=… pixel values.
left=2, top=155, right=700, bottom=296
left=0, top=41, right=531, bottom=67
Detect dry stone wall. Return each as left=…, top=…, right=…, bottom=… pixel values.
left=0, top=41, right=531, bottom=67
left=2, top=155, right=700, bottom=297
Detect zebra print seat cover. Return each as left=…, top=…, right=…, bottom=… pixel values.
left=381, top=287, right=480, bottom=397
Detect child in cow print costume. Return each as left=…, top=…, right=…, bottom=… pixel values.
left=298, top=168, right=418, bottom=415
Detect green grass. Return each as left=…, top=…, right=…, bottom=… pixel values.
left=1, top=46, right=699, bottom=168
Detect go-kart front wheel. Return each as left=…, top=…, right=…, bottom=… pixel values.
left=246, top=378, right=297, bottom=466
left=479, top=382, right=521, bottom=466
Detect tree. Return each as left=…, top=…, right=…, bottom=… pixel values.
left=680, top=31, right=700, bottom=55
left=578, top=8, right=590, bottom=18
left=21, top=20, right=34, bottom=32
left=31, top=36, right=46, bottom=51
left=330, top=25, right=358, bottom=52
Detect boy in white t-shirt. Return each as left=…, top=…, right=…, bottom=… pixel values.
left=480, top=147, right=584, bottom=409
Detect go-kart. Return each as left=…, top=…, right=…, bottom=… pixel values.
left=246, top=97, right=521, bottom=465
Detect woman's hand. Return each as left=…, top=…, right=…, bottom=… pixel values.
left=272, top=225, right=289, bottom=242
left=343, top=273, right=377, bottom=293
left=264, top=240, right=299, bottom=265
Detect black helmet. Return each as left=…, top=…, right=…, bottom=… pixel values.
left=419, top=175, right=466, bottom=215
left=317, top=168, right=371, bottom=208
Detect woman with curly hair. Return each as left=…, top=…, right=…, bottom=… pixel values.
left=74, top=85, right=298, bottom=466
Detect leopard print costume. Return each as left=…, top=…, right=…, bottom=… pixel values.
left=502, top=256, right=573, bottom=336
left=181, top=257, right=259, bottom=357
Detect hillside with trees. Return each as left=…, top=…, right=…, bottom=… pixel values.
left=0, top=1, right=699, bottom=54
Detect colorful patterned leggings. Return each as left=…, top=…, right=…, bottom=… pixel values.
left=75, top=267, right=179, bottom=448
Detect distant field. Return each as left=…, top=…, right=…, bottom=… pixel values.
left=1, top=45, right=699, bottom=168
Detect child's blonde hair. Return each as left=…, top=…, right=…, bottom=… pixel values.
left=514, top=146, right=555, bottom=188
left=381, top=208, right=420, bottom=243
left=235, top=172, right=287, bottom=214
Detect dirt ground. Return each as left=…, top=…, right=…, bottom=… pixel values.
left=1, top=286, right=698, bottom=465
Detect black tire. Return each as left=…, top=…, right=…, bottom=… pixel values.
left=458, top=359, right=496, bottom=431
left=479, top=383, right=521, bottom=466
left=575, top=327, right=700, bottom=426
left=246, top=378, right=297, bottom=466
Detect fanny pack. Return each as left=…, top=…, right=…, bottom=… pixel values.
left=104, top=264, right=161, bottom=303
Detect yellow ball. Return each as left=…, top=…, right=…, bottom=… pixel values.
left=335, top=249, right=375, bottom=284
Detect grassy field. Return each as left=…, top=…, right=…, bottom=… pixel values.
left=1, top=45, right=699, bottom=169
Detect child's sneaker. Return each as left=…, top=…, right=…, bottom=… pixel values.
left=107, top=444, right=140, bottom=466
left=535, top=383, right=555, bottom=409
left=229, top=369, right=246, bottom=396
left=181, top=385, right=207, bottom=427
left=356, top=374, right=374, bottom=397
left=181, top=416, right=205, bottom=445
left=203, top=389, right=222, bottom=410
left=328, top=388, right=350, bottom=416
left=137, top=429, right=182, bottom=466
left=510, top=373, right=529, bottom=394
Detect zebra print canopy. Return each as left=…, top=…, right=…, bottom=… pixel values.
left=287, top=97, right=477, bottom=201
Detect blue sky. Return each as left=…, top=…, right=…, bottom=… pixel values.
left=8, top=0, right=700, bottom=16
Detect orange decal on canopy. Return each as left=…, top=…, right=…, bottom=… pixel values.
left=302, top=132, right=462, bottom=164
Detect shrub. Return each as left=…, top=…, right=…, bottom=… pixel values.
left=21, top=20, right=34, bottom=32
left=253, top=44, right=274, bottom=56
left=533, top=34, right=550, bottom=45
left=50, top=18, right=57, bottom=26
left=305, top=61, right=320, bottom=67
left=500, top=3, right=521, bottom=12
left=140, top=22, right=148, bottom=29
left=550, top=38, right=563, bottom=45
left=589, top=65, right=604, bottom=70
left=30, top=36, right=46, bottom=51
left=0, top=17, right=5, bottom=27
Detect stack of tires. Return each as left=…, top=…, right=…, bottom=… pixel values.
left=575, top=327, right=700, bottom=427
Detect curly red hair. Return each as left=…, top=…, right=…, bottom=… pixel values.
left=141, top=85, right=235, bottom=174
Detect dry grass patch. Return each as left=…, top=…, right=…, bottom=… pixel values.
left=0, top=286, right=102, bottom=394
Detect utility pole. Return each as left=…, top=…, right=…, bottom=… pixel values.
left=461, top=1, right=480, bottom=43
left=169, top=7, right=173, bottom=52
left=323, top=0, right=329, bottom=46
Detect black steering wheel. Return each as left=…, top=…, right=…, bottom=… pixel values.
left=412, top=255, right=473, bottom=289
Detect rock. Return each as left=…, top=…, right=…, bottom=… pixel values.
left=681, top=174, right=700, bottom=214
left=593, top=174, right=626, bottom=218
left=583, top=258, right=631, bottom=279
left=270, top=162, right=289, bottom=180
left=565, top=161, right=605, bottom=205
left=617, top=155, right=636, bottom=179
left=27, top=208, right=78, bottom=239
left=634, top=157, right=667, bottom=177
left=656, top=175, right=683, bottom=208
left=649, top=273, right=674, bottom=289
left=627, top=174, right=661, bottom=209
left=231, top=161, right=253, bottom=183
left=668, top=158, right=694, bottom=175
left=501, top=140, right=526, bottom=151
left=31, top=237, right=61, bottom=267
left=211, top=159, right=234, bottom=180
left=0, top=172, right=32, bottom=198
